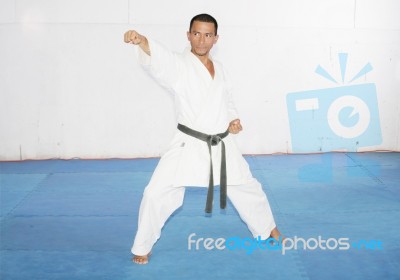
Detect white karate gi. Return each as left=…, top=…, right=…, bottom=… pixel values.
left=131, top=39, right=276, bottom=256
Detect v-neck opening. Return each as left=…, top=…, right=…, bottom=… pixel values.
left=207, top=60, right=215, bottom=80
left=187, top=50, right=216, bottom=81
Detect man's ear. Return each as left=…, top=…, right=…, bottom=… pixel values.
left=187, top=31, right=191, bottom=41
left=214, top=34, right=219, bottom=44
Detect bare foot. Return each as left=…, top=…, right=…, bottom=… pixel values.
left=132, top=252, right=151, bottom=265
left=270, top=227, right=285, bottom=242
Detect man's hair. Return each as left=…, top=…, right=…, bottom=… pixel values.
left=189, top=14, right=218, bottom=35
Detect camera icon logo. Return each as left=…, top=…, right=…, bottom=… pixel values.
left=286, top=53, right=382, bottom=153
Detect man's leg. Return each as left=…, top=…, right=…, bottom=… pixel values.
left=131, top=144, right=186, bottom=264
left=131, top=182, right=185, bottom=263
left=227, top=178, right=281, bottom=240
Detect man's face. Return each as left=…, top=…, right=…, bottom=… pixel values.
left=187, top=21, right=219, bottom=57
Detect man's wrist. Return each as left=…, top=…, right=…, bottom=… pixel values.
left=139, top=37, right=150, bottom=55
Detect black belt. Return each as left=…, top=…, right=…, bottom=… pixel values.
left=177, top=123, right=229, bottom=213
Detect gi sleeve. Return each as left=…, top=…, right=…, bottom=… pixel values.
left=223, top=67, right=240, bottom=121
left=135, top=38, right=180, bottom=92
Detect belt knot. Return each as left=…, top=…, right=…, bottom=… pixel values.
left=209, top=135, right=222, bottom=146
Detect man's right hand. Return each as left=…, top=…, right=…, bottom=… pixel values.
left=124, top=30, right=150, bottom=55
left=124, top=30, right=143, bottom=45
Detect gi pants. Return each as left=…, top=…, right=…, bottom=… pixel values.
left=131, top=149, right=276, bottom=256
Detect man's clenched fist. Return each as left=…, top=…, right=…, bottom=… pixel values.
left=229, top=119, right=243, bottom=134
left=124, top=30, right=143, bottom=45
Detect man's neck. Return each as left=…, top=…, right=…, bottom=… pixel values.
left=191, top=50, right=211, bottom=66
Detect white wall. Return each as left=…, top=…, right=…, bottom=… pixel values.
left=0, top=0, right=399, bottom=160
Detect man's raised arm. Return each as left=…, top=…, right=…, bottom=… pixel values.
left=124, top=30, right=151, bottom=56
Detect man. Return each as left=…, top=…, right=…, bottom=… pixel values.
left=124, top=14, right=282, bottom=264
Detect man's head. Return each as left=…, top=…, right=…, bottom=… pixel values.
left=189, top=14, right=218, bottom=35
left=187, top=14, right=219, bottom=57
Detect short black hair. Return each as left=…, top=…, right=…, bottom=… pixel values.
left=189, top=13, right=218, bottom=35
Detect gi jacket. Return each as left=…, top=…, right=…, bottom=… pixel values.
left=136, top=39, right=253, bottom=187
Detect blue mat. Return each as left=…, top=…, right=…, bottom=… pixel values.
left=1, top=153, right=399, bottom=280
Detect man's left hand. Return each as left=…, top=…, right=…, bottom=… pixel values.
left=229, top=119, right=243, bottom=134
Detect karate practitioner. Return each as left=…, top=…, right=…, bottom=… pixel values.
left=124, top=14, right=283, bottom=264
